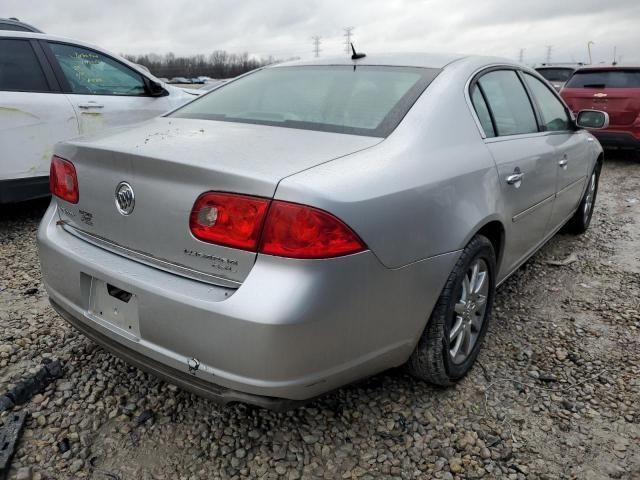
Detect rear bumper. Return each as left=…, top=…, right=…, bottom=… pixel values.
left=0, top=176, right=50, bottom=204
left=38, top=202, right=458, bottom=406
left=592, top=131, right=640, bottom=149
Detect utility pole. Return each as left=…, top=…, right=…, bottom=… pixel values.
left=311, top=36, right=321, bottom=58
left=587, top=41, right=594, bottom=64
left=344, top=27, right=354, bottom=55
left=518, top=48, right=525, bottom=63
left=612, top=46, right=617, bottom=65
left=545, top=45, right=553, bottom=64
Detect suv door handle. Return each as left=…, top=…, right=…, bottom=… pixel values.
left=506, top=173, right=524, bottom=185
left=78, top=103, right=104, bottom=109
left=559, top=156, right=568, bottom=168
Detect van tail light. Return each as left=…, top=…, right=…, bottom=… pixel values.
left=259, top=201, right=365, bottom=259
left=189, top=193, right=366, bottom=259
left=50, top=156, right=79, bottom=204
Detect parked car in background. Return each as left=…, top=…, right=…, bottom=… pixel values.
left=0, top=31, right=201, bottom=204
left=561, top=66, right=640, bottom=152
left=39, top=53, right=608, bottom=409
left=0, top=17, right=42, bottom=33
left=535, top=64, right=580, bottom=91
left=169, top=77, right=191, bottom=84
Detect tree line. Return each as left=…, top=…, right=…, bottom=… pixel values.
left=123, top=51, right=277, bottom=79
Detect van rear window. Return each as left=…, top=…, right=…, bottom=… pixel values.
left=565, top=70, right=640, bottom=88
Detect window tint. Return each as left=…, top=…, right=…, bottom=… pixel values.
left=49, top=43, right=147, bottom=96
left=0, top=39, right=49, bottom=92
left=523, top=74, right=570, bottom=131
left=478, top=70, right=538, bottom=136
left=470, top=84, right=495, bottom=137
left=536, top=68, right=574, bottom=82
left=172, top=66, right=439, bottom=137
left=565, top=69, right=640, bottom=88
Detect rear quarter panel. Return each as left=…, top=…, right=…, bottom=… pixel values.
left=275, top=60, right=505, bottom=269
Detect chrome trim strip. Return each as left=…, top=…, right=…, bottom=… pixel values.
left=61, top=222, right=241, bottom=288
left=512, top=194, right=555, bottom=223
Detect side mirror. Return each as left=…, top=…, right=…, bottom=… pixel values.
left=575, top=110, right=609, bottom=130
left=146, top=79, right=169, bottom=97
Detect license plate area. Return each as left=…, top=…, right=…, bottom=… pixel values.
left=88, top=278, right=140, bottom=338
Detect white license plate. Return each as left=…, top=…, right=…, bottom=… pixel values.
left=88, top=278, right=140, bottom=338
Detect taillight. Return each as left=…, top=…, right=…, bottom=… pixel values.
left=189, top=193, right=366, bottom=259
left=49, top=156, right=79, bottom=204
left=260, top=201, right=365, bottom=259
left=189, top=192, right=270, bottom=250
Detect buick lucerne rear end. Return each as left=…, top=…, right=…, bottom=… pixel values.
left=39, top=54, right=605, bottom=408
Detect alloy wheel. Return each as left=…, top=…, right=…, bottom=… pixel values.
left=449, top=258, right=490, bottom=364
left=583, top=171, right=597, bottom=224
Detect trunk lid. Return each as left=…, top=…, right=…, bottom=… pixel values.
left=55, top=117, right=381, bottom=285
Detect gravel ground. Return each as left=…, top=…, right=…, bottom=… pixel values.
left=1, top=154, right=639, bottom=480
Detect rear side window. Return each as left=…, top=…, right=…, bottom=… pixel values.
left=0, top=39, right=49, bottom=92
left=172, top=66, right=440, bottom=137
left=49, top=43, right=147, bottom=96
left=523, top=73, right=570, bottom=131
left=477, top=70, right=538, bottom=137
left=565, top=70, right=640, bottom=88
left=470, top=84, right=495, bottom=137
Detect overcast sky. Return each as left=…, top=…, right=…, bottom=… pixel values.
left=4, top=0, right=639, bottom=64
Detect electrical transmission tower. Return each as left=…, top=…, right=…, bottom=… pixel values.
left=344, top=27, right=354, bottom=55
left=311, top=36, right=321, bottom=57
left=545, top=45, right=553, bottom=63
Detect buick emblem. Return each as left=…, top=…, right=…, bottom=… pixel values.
left=115, top=182, right=135, bottom=216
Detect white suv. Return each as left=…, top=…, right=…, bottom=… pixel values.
left=0, top=31, right=200, bottom=203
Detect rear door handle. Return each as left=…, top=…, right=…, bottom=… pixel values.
left=506, top=173, right=524, bottom=185
left=78, top=103, right=104, bottom=109
left=558, top=159, right=568, bottom=167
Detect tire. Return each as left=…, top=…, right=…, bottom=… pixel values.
left=408, top=235, right=496, bottom=385
left=564, top=162, right=601, bottom=234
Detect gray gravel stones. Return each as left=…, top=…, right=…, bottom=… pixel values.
left=1, top=155, right=640, bottom=479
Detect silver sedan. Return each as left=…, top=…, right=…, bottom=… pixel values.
left=38, top=53, right=608, bottom=409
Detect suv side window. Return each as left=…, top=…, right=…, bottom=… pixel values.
left=523, top=73, right=571, bottom=131
left=0, top=39, right=49, bottom=92
left=48, top=43, right=147, bottom=96
left=470, top=84, right=496, bottom=138
left=477, top=70, right=538, bottom=137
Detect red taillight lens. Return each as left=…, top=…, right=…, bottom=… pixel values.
left=189, top=192, right=270, bottom=250
left=49, top=156, right=79, bottom=204
left=259, top=201, right=366, bottom=259
left=190, top=192, right=366, bottom=258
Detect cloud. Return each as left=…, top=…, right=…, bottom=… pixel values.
left=3, top=0, right=639, bottom=64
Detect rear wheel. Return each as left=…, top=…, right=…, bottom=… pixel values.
left=565, top=162, right=600, bottom=234
left=408, top=235, right=496, bottom=385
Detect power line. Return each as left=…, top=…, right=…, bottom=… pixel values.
left=311, top=35, right=321, bottom=58
left=344, top=27, right=354, bottom=55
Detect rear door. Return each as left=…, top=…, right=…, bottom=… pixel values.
left=522, top=72, right=591, bottom=229
left=470, top=68, right=557, bottom=276
left=0, top=37, right=79, bottom=182
left=42, top=41, right=172, bottom=135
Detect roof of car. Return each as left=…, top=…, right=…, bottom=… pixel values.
left=574, top=64, right=640, bottom=71
left=272, top=52, right=473, bottom=70
left=0, top=18, right=42, bottom=33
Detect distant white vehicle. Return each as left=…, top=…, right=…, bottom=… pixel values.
left=0, top=31, right=201, bottom=203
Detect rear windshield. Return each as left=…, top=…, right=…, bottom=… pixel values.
left=536, top=68, right=575, bottom=82
left=171, top=65, right=440, bottom=137
left=565, top=69, right=640, bottom=88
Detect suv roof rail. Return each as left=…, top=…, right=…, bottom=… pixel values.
left=0, top=17, right=43, bottom=33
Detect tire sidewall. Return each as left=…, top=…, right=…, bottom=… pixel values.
left=582, top=163, right=601, bottom=230
left=442, top=240, right=496, bottom=380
